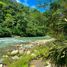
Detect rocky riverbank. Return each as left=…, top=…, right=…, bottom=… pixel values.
left=0, top=38, right=55, bottom=67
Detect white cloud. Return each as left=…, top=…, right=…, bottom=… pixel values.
left=16, top=0, right=21, bottom=3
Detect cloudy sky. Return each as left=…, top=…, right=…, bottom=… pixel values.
left=16, top=0, right=51, bottom=12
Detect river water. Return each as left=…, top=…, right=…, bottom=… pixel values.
left=0, top=36, right=50, bottom=48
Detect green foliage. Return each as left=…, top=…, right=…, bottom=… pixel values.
left=0, top=0, right=67, bottom=66
left=36, top=0, right=67, bottom=40
left=0, top=0, right=66, bottom=38
left=48, top=42, right=67, bottom=67
left=8, top=54, right=33, bottom=67
left=35, top=0, right=67, bottom=67
left=0, top=0, right=46, bottom=37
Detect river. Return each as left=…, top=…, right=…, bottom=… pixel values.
left=0, top=36, right=50, bottom=48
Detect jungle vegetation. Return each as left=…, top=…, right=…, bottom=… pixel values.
left=0, top=0, right=66, bottom=38
left=0, top=0, right=67, bottom=67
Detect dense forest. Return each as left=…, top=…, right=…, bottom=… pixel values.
left=0, top=0, right=67, bottom=39
left=0, top=0, right=46, bottom=37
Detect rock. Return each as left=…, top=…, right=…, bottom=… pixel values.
left=33, top=38, right=55, bottom=45
left=12, top=56, right=19, bottom=60
left=0, top=64, right=8, bottom=67
left=45, top=63, right=51, bottom=67
left=19, top=50, right=24, bottom=54
left=0, top=64, right=2, bottom=67
left=2, top=55, right=8, bottom=58
left=11, top=50, right=18, bottom=55
left=19, top=46, right=24, bottom=50
left=24, top=45, right=32, bottom=49
left=27, top=50, right=31, bottom=55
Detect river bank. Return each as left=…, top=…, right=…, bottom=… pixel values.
left=0, top=38, right=55, bottom=56
left=0, top=38, right=55, bottom=67
left=0, top=36, right=52, bottom=57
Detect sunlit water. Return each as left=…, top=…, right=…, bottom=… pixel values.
left=0, top=36, right=50, bottom=48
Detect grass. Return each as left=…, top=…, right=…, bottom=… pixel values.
left=3, top=45, right=50, bottom=67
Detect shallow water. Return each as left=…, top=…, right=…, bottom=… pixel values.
left=0, top=36, right=50, bottom=48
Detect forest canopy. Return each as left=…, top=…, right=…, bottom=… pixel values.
left=0, top=0, right=67, bottom=38
left=0, top=0, right=46, bottom=37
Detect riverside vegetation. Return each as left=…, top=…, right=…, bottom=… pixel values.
left=0, top=0, right=67, bottom=67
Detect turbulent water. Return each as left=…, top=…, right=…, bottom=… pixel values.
left=0, top=36, right=50, bottom=48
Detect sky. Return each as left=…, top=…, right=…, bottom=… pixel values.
left=16, top=0, right=51, bottom=12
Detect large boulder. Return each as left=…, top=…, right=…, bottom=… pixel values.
left=11, top=50, right=18, bottom=55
